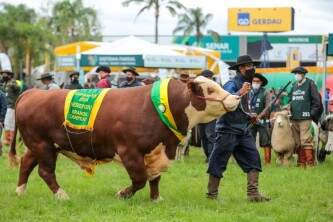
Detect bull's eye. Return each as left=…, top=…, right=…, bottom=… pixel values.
left=207, top=87, right=214, bottom=95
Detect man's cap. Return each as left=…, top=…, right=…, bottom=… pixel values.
left=96, top=65, right=111, bottom=73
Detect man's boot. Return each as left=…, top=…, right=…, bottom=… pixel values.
left=247, top=170, right=270, bottom=202
left=297, top=148, right=306, bottom=168
left=206, top=174, right=220, bottom=199
left=304, top=147, right=314, bottom=167
left=263, top=147, right=271, bottom=165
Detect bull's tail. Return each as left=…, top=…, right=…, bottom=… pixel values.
left=8, top=123, right=19, bottom=167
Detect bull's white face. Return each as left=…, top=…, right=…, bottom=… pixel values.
left=185, top=76, right=240, bottom=128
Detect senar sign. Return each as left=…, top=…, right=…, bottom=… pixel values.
left=228, top=7, right=294, bottom=32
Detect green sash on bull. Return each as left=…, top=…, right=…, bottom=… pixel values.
left=64, top=88, right=110, bottom=130
left=151, top=79, right=185, bottom=141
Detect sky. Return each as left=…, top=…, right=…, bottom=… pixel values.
left=1, top=0, right=333, bottom=36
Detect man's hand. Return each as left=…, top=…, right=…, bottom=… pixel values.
left=249, top=113, right=259, bottom=124
left=239, top=82, right=251, bottom=96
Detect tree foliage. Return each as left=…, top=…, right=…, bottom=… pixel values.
left=173, top=7, right=219, bottom=46
left=122, top=0, right=185, bottom=43
left=0, top=0, right=101, bottom=75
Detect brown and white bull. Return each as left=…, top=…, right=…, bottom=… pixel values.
left=9, top=76, right=240, bottom=201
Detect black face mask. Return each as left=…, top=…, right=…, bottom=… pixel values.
left=2, top=76, right=10, bottom=81
left=71, top=77, right=79, bottom=83
left=244, top=68, right=255, bottom=81
left=126, top=77, right=134, bottom=82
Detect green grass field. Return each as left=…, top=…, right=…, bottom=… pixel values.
left=1, top=145, right=333, bottom=222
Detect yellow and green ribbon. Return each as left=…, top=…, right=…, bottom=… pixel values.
left=151, top=79, right=185, bottom=141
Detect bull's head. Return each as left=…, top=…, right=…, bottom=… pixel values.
left=185, top=76, right=240, bottom=128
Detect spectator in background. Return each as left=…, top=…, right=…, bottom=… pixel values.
left=198, top=70, right=216, bottom=162
left=84, top=74, right=99, bottom=89
left=37, top=73, right=60, bottom=90
left=0, top=89, right=6, bottom=155
left=96, top=65, right=112, bottom=88
left=249, top=73, right=272, bottom=165
left=1, top=70, right=20, bottom=146
left=289, top=66, right=323, bottom=167
left=119, top=67, right=143, bottom=88
left=325, top=88, right=330, bottom=114
left=64, top=71, right=83, bottom=90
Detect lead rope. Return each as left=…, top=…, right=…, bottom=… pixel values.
left=63, top=124, right=97, bottom=162
left=64, top=124, right=76, bottom=154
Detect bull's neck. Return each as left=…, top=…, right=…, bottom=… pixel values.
left=168, top=80, right=207, bottom=134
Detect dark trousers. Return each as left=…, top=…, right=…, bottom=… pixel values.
left=198, top=120, right=216, bottom=159
left=207, top=132, right=262, bottom=178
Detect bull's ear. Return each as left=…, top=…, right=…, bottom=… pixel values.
left=187, top=81, right=201, bottom=95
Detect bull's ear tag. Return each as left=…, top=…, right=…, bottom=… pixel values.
left=158, top=104, right=166, bottom=113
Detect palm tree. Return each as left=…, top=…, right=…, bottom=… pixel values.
left=122, top=0, right=185, bottom=43
left=173, top=7, right=219, bottom=46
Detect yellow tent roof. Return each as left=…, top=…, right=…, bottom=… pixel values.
left=54, top=41, right=101, bottom=56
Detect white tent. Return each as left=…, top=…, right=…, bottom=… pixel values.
left=81, top=36, right=206, bottom=69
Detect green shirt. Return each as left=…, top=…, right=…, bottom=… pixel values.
left=290, top=78, right=312, bottom=120
left=252, top=88, right=267, bottom=114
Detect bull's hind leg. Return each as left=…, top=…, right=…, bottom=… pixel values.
left=16, top=149, right=38, bottom=196
left=116, top=149, right=147, bottom=199
left=35, top=142, right=69, bottom=200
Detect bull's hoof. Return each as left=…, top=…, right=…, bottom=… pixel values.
left=55, top=188, right=69, bottom=200
left=16, top=184, right=26, bottom=196
left=116, top=188, right=133, bottom=199
left=151, top=196, right=164, bottom=203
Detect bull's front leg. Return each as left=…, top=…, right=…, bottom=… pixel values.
left=149, top=176, right=161, bottom=201
left=116, top=148, right=147, bottom=199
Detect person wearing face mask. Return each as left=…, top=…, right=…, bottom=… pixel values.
left=119, top=67, right=143, bottom=88
left=289, top=66, right=323, bottom=167
left=206, top=55, right=270, bottom=202
left=249, top=73, right=272, bottom=165
left=0, top=70, right=20, bottom=146
left=64, top=71, right=83, bottom=89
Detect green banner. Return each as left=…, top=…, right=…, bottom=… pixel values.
left=247, top=35, right=322, bottom=44
left=173, top=35, right=240, bottom=61
left=328, top=33, right=333, bottom=56
left=80, top=54, right=144, bottom=67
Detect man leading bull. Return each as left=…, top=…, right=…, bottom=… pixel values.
left=206, top=55, right=270, bottom=202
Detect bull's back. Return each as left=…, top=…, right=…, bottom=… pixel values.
left=16, top=89, right=68, bottom=129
